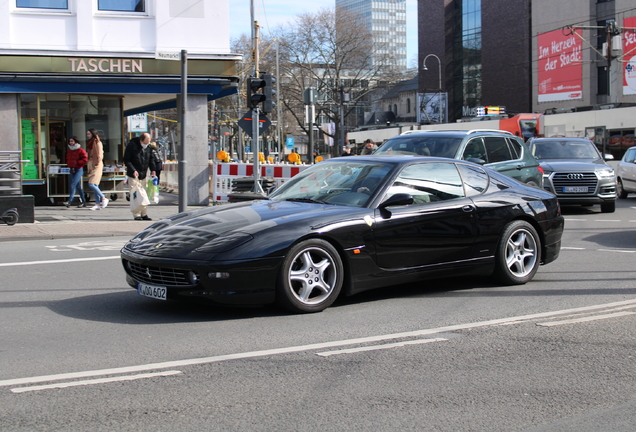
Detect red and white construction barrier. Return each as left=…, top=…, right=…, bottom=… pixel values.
left=214, top=162, right=308, bottom=202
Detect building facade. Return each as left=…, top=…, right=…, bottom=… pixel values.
left=418, top=0, right=532, bottom=122
left=418, top=0, right=636, bottom=123
left=337, top=0, right=407, bottom=68
left=0, top=0, right=240, bottom=205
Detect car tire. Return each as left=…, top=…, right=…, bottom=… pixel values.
left=600, top=201, right=616, bottom=213
left=617, top=179, right=628, bottom=199
left=276, top=239, right=344, bottom=313
left=494, top=220, right=541, bottom=285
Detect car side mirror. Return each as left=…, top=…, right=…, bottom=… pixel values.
left=467, top=157, right=486, bottom=165
left=379, top=193, right=414, bottom=210
left=603, top=154, right=614, bottom=161
left=267, top=185, right=278, bottom=195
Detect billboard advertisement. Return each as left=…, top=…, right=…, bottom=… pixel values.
left=417, top=92, right=447, bottom=124
left=623, top=16, right=636, bottom=96
left=537, top=29, right=583, bottom=102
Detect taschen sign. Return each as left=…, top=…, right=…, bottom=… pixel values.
left=537, top=29, right=583, bottom=103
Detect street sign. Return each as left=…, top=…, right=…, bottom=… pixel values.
left=128, top=113, right=148, bottom=132
left=285, top=137, right=295, bottom=149
left=238, top=110, right=272, bottom=138
left=303, top=88, right=318, bottom=105
left=155, top=51, right=181, bottom=61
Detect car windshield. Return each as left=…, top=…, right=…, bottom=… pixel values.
left=531, top=140, right=600, bottom=159
left=269, top=161, right=393, bottom=207
left=374, top=136, right=463, bottom=159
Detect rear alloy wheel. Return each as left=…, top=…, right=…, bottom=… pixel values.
left=600, top=201, right=616, bottom=213
left=494, top=220, right=541, bottom=285
left=276, top=239, right=343, bottom=313
left=617, top=179, right=628, bottom=199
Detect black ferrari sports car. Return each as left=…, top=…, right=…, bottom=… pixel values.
left=121, top=156, right=564, bottom=313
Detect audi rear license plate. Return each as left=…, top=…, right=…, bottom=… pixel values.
left=563, top=186, right=588, bottom=193
left=138, top=282, right=167, bottom=300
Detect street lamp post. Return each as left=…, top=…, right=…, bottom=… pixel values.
left=422, top=53, right=443, bottom=123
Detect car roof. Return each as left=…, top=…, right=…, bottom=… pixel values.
left=396, top=129, right=513, bottom=138
left=331, top=154, right=477, bottom=165
left=529, top=137, right=592, bottom=142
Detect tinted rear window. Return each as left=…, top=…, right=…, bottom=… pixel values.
left=375, top=136, right=463, bottom=159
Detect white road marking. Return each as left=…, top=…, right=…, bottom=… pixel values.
left=0, top=256, right=120, bottom=267
left=597, top=249, right=636, bottom=254
left=11, top=371, right=182, bottom=393
left=3, top=299, right=636, bottom=389
left=316, top=338, right=448, bottom=357
left=536, top=311, right=636, bottom=327
left=498, top=305, right=636, bottom=326
left=45, top=240, right=126, bottom=252
left=594, top=220, right=621, bottom=222
left=561, top=247, right=586, bottom=250
left=564, top=219, right=587, bottom=221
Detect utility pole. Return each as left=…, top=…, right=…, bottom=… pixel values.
left=178, top=49, right=187, bottom=213
left=276, top=39, right=282, bottom=162
left=339, top=85, right=345, bottom=157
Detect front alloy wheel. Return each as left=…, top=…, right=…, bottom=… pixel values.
left=494, top=220, right=541, bottom=285
left=276, top=239, right=344, bottom=313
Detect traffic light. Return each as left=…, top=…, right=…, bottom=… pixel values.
left=262, top=73, right=276, bottom=113
left=247, top=76, right=266, bottom=109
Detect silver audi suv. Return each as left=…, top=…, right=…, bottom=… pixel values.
left=527, top=137, right=617, bottom=213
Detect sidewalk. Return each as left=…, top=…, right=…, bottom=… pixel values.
left=0, top=193, right=187, bottom=242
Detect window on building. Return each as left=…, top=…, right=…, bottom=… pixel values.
left=16, top=0, right=68, bottom=9
left=98, top=0, right=145, bottom=12
left=393, top=104, right=398, bottom=114
left=597, top=66, right=608, bottom=95
left=406, top=98, right=411, bottom=113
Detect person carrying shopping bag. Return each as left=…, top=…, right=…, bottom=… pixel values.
left=123, top=133, right=156, bottom=220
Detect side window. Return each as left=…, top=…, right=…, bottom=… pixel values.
left=507, top=138, right=524, bottom=159
left=462, top=138, right=487, bottom=162
left=457, top=164, right=489, bottom=197
left=16, top=0, right=67, bottom=8
left=98, top=0, right=145, bottom=12
left=484, top=136, right=513, bottom=163
left=383, top=162, right=465, bottom=204
left=625, top=149, right=636, bottom=163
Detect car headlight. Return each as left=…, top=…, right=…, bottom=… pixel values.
left=542, top=171, right=552, bottom=178
left=597, top=168, right=615, bottom=179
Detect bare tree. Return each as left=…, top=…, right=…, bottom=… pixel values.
left=274, top=7, right=406, bottom=156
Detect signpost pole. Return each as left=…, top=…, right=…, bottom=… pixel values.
left=178, top=49, right=187, bottom=213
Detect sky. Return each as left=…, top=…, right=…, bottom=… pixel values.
left=228, top=0, right=419, bottom=68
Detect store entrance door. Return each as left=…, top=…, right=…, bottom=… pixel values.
left=48, top=119, right=70, bottom=165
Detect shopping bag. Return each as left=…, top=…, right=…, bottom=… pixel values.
left=130, top=179, right=150, bottom=214
left=147, top=176, right=160, bottom=204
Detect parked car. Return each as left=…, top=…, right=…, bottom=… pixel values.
left=527, top=137, right=617, bottom=213
left=373, top=129, right=544, bottom=187
left=121, top=156, right=564, bottom=314
left=616, top=145, right=636, bottom=198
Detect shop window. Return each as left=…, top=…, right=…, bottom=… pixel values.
left=98, top=0, right=144, bottom=12
left=16, top=0, right=67, bottom=9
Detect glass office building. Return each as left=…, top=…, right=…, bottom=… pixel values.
left=336, top=0, right=407, bottom=68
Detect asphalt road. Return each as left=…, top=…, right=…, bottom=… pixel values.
left=1, top=199, right=635, bottom=431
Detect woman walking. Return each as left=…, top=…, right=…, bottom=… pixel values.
left=63, top=136, right=88, bottom=208
left=86, top=128, right=108, bottom=210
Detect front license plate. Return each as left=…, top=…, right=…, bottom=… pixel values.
left=563, top=186, right=588, bottom=193
left=137, top=282, right=167, bottom=300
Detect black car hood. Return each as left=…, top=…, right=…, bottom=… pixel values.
left=540, top=159, right=607, bottom=172
left=124, top=199, right=368, bottom=259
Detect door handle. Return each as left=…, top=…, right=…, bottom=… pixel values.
left=462, top=205, right=475, bottom=213
left=516, top=164, right=524, bottom=170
